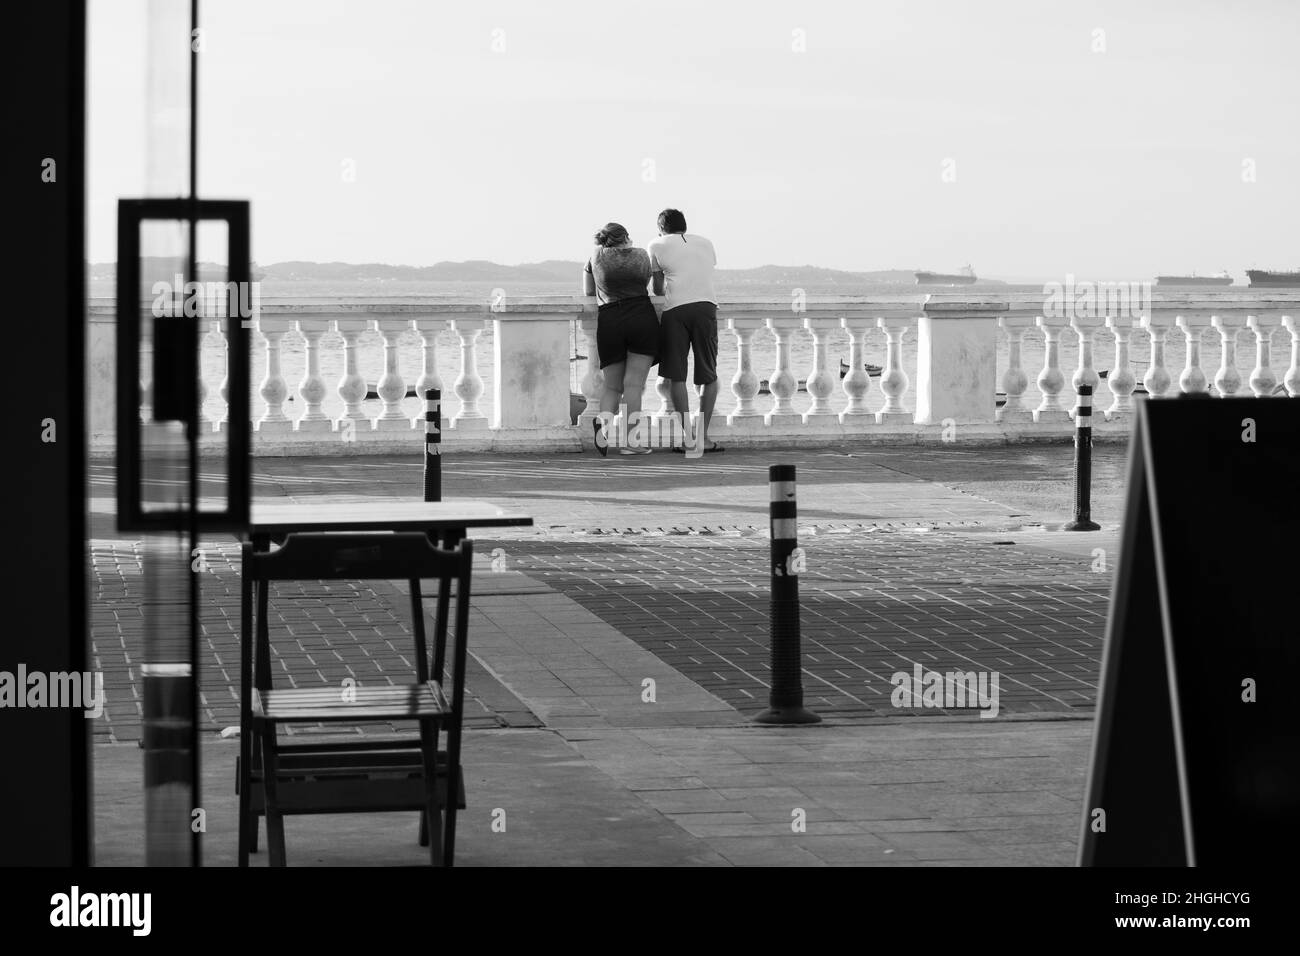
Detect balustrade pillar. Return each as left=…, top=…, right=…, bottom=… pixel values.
left=1033, top=315, right=1070, bottom=423
left=1283, top=316, right=1300, bottom=397
left=1103, top=316, right=1138, bottom=421
left=1140, top=314, right=1174, bottom=397
left=726, top=317, right=764, bottom=425
left=449, top=318, right=487, bottom=429
left=875, top=316, right=912, bottom=424
left=1069, top=315, right=1105, bottom=416
left=1176, top=315, right=1211, bottom=394
left=764, top=317, right=803, bottom=427
left=839, top=316, right=874, bottom=421
left=1245, top=315, right=1281, bottom=397
left=1210, top=315, right=1246, bottom=397
left=997, top=315, right=1034, bottom=423
left=256, top=316, right=294, bottom=434
left=215, top=317, right=230, bottom=433
left=294, top=318, right=331, bottom=433
left=916, top=298, right=1003, bottom=425
left=334, top=317, right=371, bottom=430
left=414, top=318, right=448, bottom=426
left=374, top=318, right=414, bottom=430
left=802, top=316, right=841, bottom=423
left=576, top=312, right=603, bottom=429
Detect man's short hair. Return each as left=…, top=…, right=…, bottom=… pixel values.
left=657, top=208, right=687, bottom=234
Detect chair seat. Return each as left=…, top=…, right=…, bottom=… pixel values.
left=253, top=681, right=450, bottom=723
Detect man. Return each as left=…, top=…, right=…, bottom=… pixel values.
left=647, top=208, right=722, bottom=455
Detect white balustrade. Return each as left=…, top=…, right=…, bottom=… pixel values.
left=1210, top=314, right=1245, bottom=397
left=1069, top=315, right=1105, bottom=414
left=1176, top=315, right=1211, bottom=394
left=839, top=316, right=874, bottom=421
left=1141, top=314, right=1174, bottom=398
left=374, top=318, right=414, bottom=430
left=1103, top=316, right=1138, bottom=421
left=1033, top=315, right=1070, bottom=423
left=875, top=316, right=912, bottom=424
left=413, top=318, right=447, bottom=419
left=576, top=312, right=602, bottom=429
left=765, top=316, right=802, bottom=426
left=997, top=315, right=1034, bottom=423
left=295, top=318, right=332, bottom=432
left=726, top=317, right=764, bottom=424
left=802, top=316, right=840, bottom=422
left=256, top=316, right=294, bottom=433
left=334, top=318, right=370, bottom=427
left=1245, top=315, right=1280, bottom=397
left=449, top=318, right=487, bottom=429
left=1284, top=316, right=1300, bottom=397
left=215, top=317, right=230, bottom=433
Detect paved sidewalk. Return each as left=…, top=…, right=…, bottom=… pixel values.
left=88, top=442, right=1121, bottom=865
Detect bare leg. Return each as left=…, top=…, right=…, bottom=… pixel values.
left=670, top=380, right=692, bottom=445
left=698, top=379, right=719, bottom=448
left=622, top=352, right=653, bottom=415
left=600, top=362, right=626, bottom=415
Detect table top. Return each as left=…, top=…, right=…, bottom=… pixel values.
left=249, top=500, right=534, bottom=536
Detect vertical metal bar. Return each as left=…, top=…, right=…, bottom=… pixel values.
left=1064, top=384, right=1101, bottom=531
left=424, top=388, right=442, bottom=502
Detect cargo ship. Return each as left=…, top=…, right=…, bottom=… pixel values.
left=1246, top=268, right=1300, bottom=288
left=1154, top=272, right=1233, bottom=286
left=915, top=265, right=977, bottom=285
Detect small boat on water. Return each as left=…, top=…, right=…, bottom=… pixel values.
left=840, top=359, right=884, bottom=377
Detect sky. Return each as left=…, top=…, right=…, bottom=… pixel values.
left=88, top=0, right=1299, bottom=280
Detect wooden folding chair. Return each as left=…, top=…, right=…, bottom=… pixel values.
left=236, top=532, right=473, bottom=866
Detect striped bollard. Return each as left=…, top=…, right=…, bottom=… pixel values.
left=424, top=387, right=441, bottom=502
left=755, top=465, right=821, bottom=724
left=1063, top=384, right=1100, bottom=531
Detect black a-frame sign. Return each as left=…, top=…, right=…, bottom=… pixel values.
left=1079, top=396, right=1300, bottom=866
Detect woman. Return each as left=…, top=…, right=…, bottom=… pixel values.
left=583, top=222, right=659, bottom=456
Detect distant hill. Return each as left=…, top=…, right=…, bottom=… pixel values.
left=88, top=259, right=1008, bottom=287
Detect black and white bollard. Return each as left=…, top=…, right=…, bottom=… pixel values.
left=755, top=465, right=821, bottom=725
left=1063, top=383, right=1100, bottom=531
left=424, top=387, right=442, bottom=502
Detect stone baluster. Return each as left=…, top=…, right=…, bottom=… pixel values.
left=839, top=315, right=874, bottom=421
left=374, top=318, right=414, bottom=430
left=1245, top=315, right=1281, bottom=397
left=1033, top=315, right=1070, bottom=423
left=1210, top=315, right=1245, bottom=397
left=726, top=317, right=764, bottom=425
left=295, top=318, right=332, bottom=432
left=1283, top=316, right=1300, bottom=396
left=802, top=316, right=841, bottom=423
left=215, top=317, right=230, bottom=433
left=997, top=315, right=1034, bottom=423
left=197, top=319, right=214, bottom=427
left=1140, top=314, right=1174, bottom=398
left=764, top=316, right=803, bottom=427
left=1103, top=316, right=1138, bottom=421
left=1175, top=315, right=1210, bottom=394
left=449, top=317, right=488, bottom=428
left=414, top=318, right=448, bottom=424
left=875, top=316, right=912, bottom=424
left=334, top=317, right=370, bottom=429
left=140, top=336, right=153, bottom=423
left=256, top=316, right=294, bottom=433
left=1069, top=315, right=1105, bottom=416
left=576, top=312, right=603, bottom=429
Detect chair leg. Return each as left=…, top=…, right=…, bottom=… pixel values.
left=418, top=718, right=443, bottom=866
left=418, top=811, right=429, bottom=847
left=238, top=753, right=251, bottom=867
left=259, top=722, right=288, bottom=867
left=442, top=755, right=459, bottom=867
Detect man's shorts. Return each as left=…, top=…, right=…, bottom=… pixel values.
left=658, top=301, right=718, bottom=385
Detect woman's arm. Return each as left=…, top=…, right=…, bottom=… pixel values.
left=582, top=258, right=596, bottom=297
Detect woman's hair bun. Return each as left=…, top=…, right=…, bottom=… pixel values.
left=594, top=222, right=630, bottom=247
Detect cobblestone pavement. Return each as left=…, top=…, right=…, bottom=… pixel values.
left=485, top=529, right=1109, bottom=719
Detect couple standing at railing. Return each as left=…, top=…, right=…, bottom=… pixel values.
left=583, top=208, right=723, bottom=458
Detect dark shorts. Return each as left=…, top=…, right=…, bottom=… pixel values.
left=659, top=301, right=718, bottom=385
left=596, top=295, right=659, bottom=369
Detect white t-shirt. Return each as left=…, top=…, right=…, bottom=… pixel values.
left=647, top=233, right=717, bottom=311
